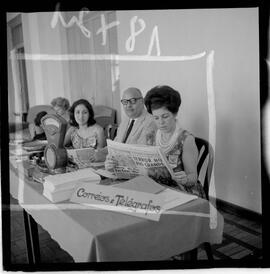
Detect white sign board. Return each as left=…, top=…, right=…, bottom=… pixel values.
left=70, top=183, right=163, bottom=221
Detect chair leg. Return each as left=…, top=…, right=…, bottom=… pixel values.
left=182, top=248, right=198, bottom=260
left=190, top=248, right=198, bottom=260
left=204, top=242, right=214, bottom=260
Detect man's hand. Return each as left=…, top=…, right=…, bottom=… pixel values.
left=172, top=171, right=188, bottom=186
left=104, top=155, right=117, bottom=171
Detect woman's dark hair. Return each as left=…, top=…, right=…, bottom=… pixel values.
left=34, top=111, right=47, bottom=126
left=144, top=85, right=181, bottom=115
left=69, top=99, right=96, bottom=127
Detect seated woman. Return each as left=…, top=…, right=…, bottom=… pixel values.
left=51, top=97, right=70, bottom=122
left=29, top=111, right=47, bottom=140
left=144, top=85, right=205, bottom=198
left=64, top=99, right=106, bottom=154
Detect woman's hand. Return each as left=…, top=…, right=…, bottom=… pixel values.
left=172, top=171, right=188, bottom=186
left=104, top=155, right=117, bottom=171
left=173, top=171, right=197, bottom=188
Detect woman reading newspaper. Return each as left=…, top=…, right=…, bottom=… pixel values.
left=64, top=99, right=105, bottom=163
left=144, top=85, right=206, bottom=198
left=105, top=85, right=205, bottom=198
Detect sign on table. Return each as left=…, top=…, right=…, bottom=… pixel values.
left=70, top=183, right=163, bottom=221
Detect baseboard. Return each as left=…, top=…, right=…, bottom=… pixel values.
left=214, top=198, right=262, bottom=222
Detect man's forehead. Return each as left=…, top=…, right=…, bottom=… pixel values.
left=122, top=88, right=142, bottom=99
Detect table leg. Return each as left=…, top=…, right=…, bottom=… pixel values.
left=23, top=209, right=34, bottom=264
left=23, top=209, right=41, bottom=264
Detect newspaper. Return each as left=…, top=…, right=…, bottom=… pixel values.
left=106, top=139, right=174, bottom=180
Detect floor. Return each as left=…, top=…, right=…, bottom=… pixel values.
left=9, top=195, right=262, bottom=264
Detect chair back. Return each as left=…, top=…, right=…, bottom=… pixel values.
left=105, top=123, right=118, bottom=140
left=27, top=105, right=56, bottom=124
left=93, top=105, right=117, bottom=139
left=195, top=137, right=214, bottom=200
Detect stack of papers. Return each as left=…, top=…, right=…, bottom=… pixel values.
left=94, top=168, right=117, bottom=179
left=23, top=140, right=47, bottom=151
left=113, top=175, right=198, bottom=210
left=113, top=175, right=165, bottom=194
left=157, top=188, right=198, bottom=211
left=10, top=140, right=47, bottom=157
left=9, top=139, right=26, bottom=145
left=10, top=147, right=40, bottom=157
left=43, top=168, right=101, bottom=203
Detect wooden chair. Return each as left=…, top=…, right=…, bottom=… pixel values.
left=193, top=137, right=215, bottom=260
left=171, top=136, right=215, bottom=261
left=93, top=105, right=117, bottom=125
left=195, top=137, right=214, bottom=201
left=93, top=105, right=118, bottom=140
left=105, top=123, right=118, bottom=140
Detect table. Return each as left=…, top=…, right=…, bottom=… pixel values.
left=9, top=158, right=224, bottom=262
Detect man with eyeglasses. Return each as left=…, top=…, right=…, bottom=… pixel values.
left=114, top=87, right=157, bottom=144
left=94, top=87, right=157, bottom=162
left=103, top=87, right=157, bottom=171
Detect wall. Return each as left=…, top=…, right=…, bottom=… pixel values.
left=20, top=11, right=121, bottom=116
left=116, top=9, right=261, bottom=213
left=7, top=14, right=23, bottom=125
left=7, top=18, right=16, bottom=124
left=64, top=11, right=120, bottom=109
left=22, top=12, right=71, bottom=107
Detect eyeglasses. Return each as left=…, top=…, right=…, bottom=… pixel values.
left=121, top=97, right=143, bottom=105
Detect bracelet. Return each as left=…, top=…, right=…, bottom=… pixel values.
left=186, top=174, right=196, bottom=186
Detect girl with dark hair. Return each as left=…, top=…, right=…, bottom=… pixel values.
left=29, top=111, right=47, bottom=140
left=144, top=85, right=205, bottom=198
left=64, top=99, right=105, bottom=151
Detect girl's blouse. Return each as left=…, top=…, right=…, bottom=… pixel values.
left=70, top=125, right=101, bottom=149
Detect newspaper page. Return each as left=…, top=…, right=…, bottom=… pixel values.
left=107, top=139, right=174, bottom=180
left=66, top=147, right=95, bottom=169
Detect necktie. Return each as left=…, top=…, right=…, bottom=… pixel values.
left=123, top=119, right=135, bottom=143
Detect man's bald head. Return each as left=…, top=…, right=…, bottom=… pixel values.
left=123, top=87, right=142, bottom=98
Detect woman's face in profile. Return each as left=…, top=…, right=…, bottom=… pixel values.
left=152, top=107, right=176, bottom=133
left=74, top=104, right=90, bottom=127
